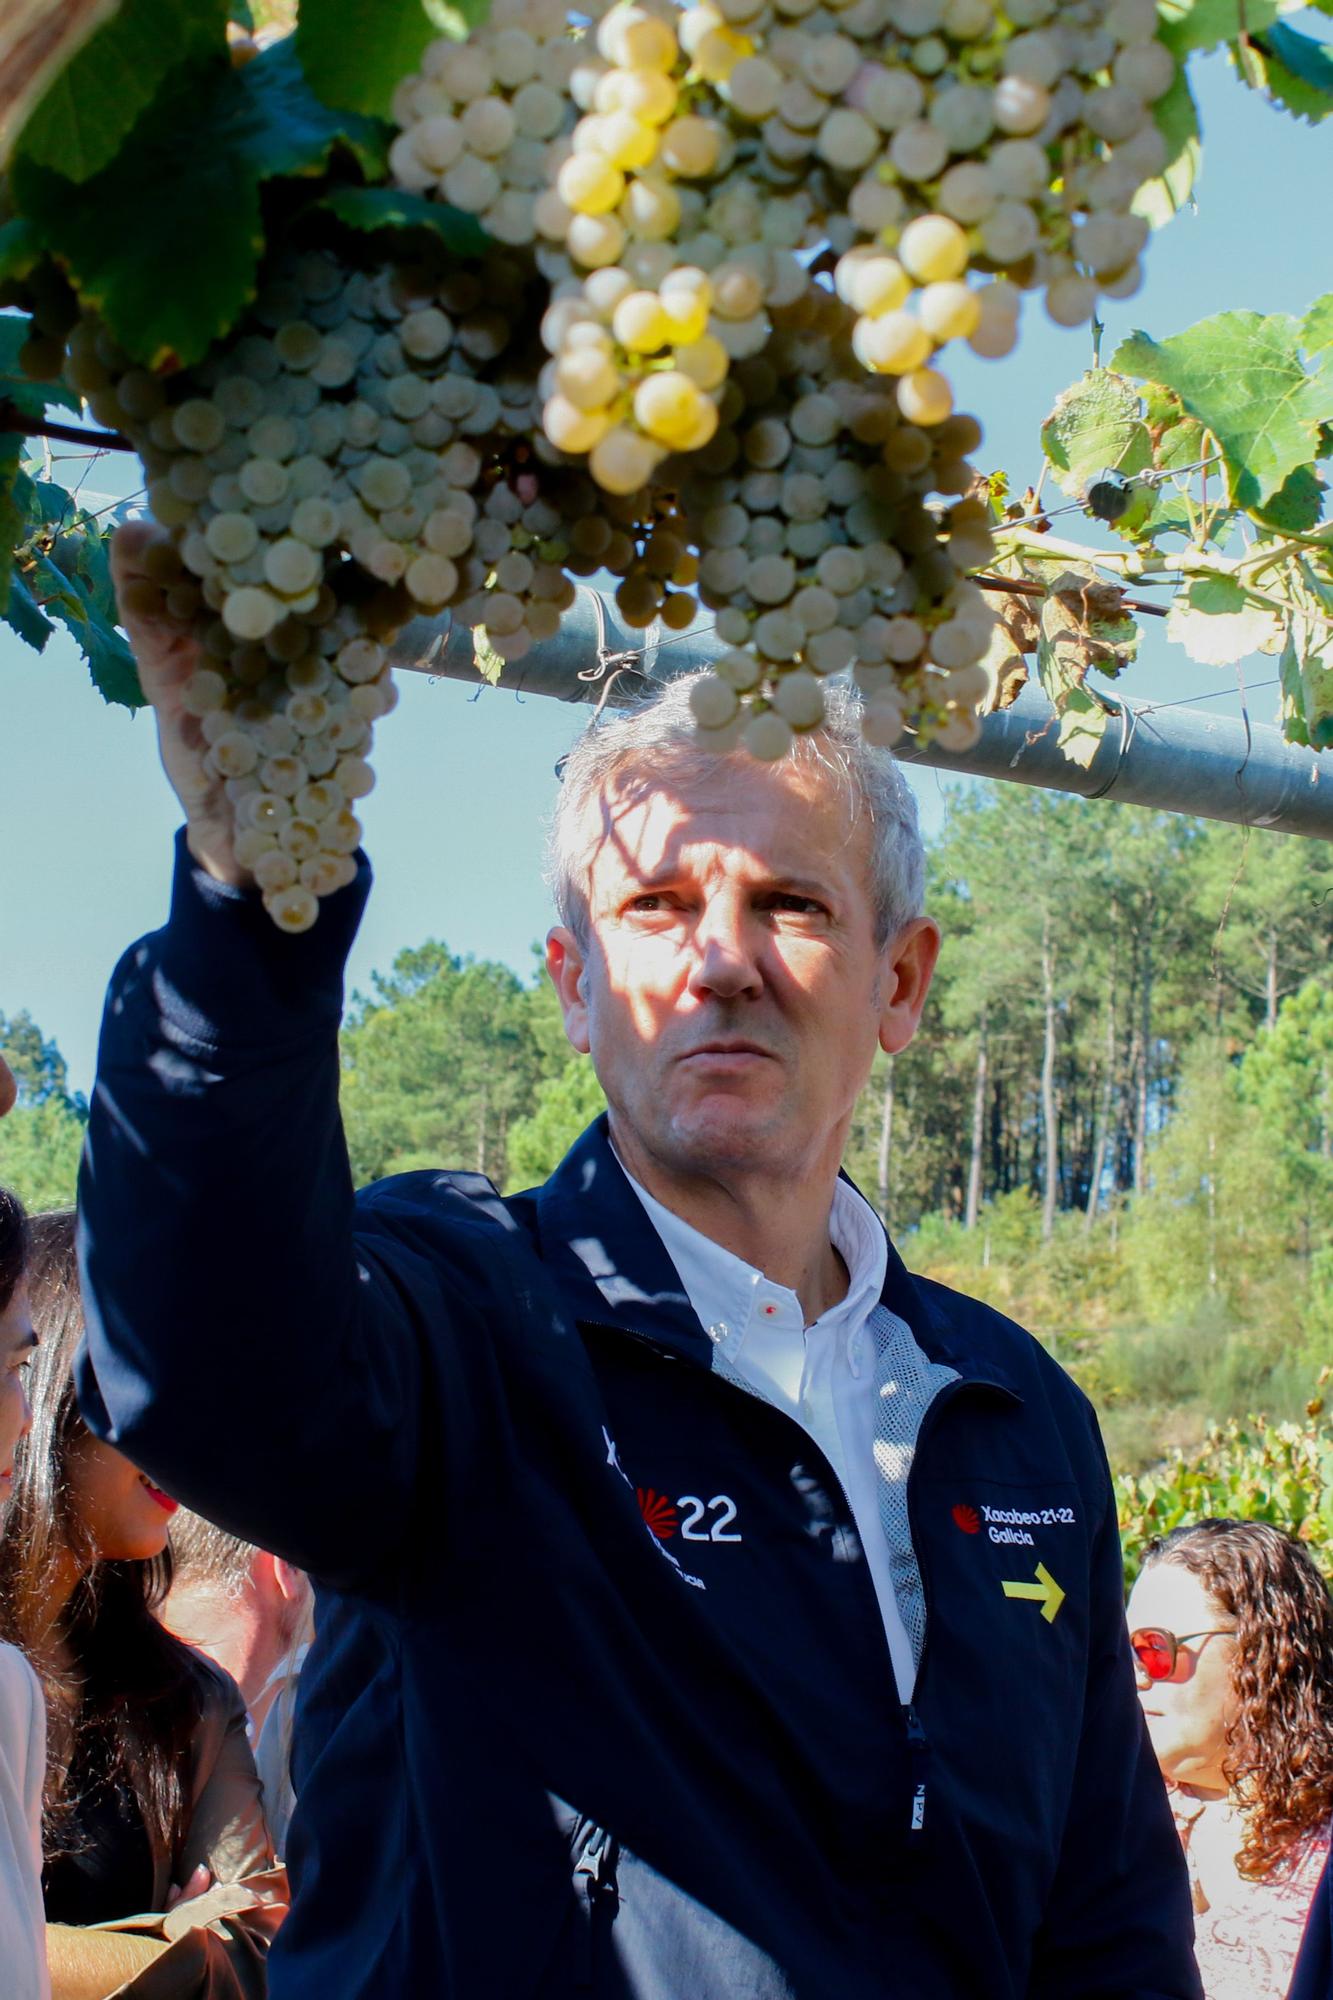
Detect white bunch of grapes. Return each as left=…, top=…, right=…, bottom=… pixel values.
left=389, top=0, right=585, bottom=248
left=41, top=0, right=1186, bottom=935
left=671, top=264, right=997, bottom=756
left=61, top=242, right=583, bottom=928
left=387, top=0, right=1175, bottom=480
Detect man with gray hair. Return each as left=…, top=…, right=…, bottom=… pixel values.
left=163, top=1510, right=312, bottom=1740
left=74, top=523, right=1199, bottom=2000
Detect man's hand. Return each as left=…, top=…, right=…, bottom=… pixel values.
left=112, top=521, right=251, bottom=890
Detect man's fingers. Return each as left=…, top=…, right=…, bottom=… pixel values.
left=111, top=520, right=201, bottom=700
left=111, top=518, right=176, bottom=604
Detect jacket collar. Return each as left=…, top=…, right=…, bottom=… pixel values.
left=533, top=1116, right=1024, bottom=1398
left=535, top=1115, right=710, bottom=1362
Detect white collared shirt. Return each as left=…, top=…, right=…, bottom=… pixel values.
left=621, top=1169, right=919, bottom=1702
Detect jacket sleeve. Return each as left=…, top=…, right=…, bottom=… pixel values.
left=75, top=831, right=433, bottom=1583
left=1028, top=1410, right=1203, bottom=2000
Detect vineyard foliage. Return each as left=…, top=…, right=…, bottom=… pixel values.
left=0, top=0, right=1329, bottom=819
left=1117, top=1395, right=1333, bottom=1585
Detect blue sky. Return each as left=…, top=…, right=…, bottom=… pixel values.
left=2, top=49, right=1329, bottom=1096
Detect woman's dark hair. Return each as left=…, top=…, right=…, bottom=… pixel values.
left=0, top=1210, right=204, bottom=1865
left=0, top=1185, right=28, bottom=1313
left=1144, top=1518, right=1333, bottom=1879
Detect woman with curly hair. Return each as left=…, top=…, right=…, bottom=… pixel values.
left=1127, top=1518, right=1333, bottom=2000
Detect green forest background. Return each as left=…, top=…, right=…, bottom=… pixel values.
left=5, top=780, right=1333, bottom=1570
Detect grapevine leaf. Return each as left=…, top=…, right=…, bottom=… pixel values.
left=1156, top=411, right=1206, bottom=471
left=1279, top=616, right=1333, bottom=749
left=1252, top=461, right=1325, bottom=532
left=1141, top=491, right=1198, bottom=539
left=0, top=0, right=121, bottom=170
left=1035, top=595, right=1108, bottom=769
left=4, top=573, right=56, bottom=653
left=1165, top=574, right=1283, bottom=664
left=296, top=0, right=437, bottom=119
left=980, top=613, right=1030, bottom=711
left=1132, top=69, right=1201, bottom=228
left=1247, top=22, right=1333, bottom=122
left=1111, top=312, right=1333, bottom=511
left=1036, top=570, right=1138, bottom=767
left=1040, top=370, right=1153, bottom=499
left=0, top=221, right=45, bottom=286
left=19, top=548, right=144, bottom=708
left=10, top=43, right=388, bottom=370
left=318, top=186, right=489, bottom=259
left=1156, top=0, right=1304, bottom=58
left=0, top=439, right=24, bottom=605
left=0, top=318, right=81, bottom=425
left=1053, top=688, right=1109, bottom=770
left=1109, top=484, right=1159, bottom=539
left=1304, top=293, right=1333, bottom=363
left=15, top=0, right=232, bottom=183
left=49, top=507, right=124, bottom=620
left=473, top=626, right=504, bottom=685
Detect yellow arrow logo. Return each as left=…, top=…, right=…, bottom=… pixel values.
left=1001, top=1563, right=1065, bottom=1624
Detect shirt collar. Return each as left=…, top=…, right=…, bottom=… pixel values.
left=617, top=1155, right=888, bottom=1363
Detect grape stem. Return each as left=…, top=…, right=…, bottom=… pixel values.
left=974, top=573, right=1168, bottom=617
left=0, top=403, right=134, bottom=452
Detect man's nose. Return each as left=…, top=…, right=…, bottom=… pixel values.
left=687, top=898, right=764, bottom=1001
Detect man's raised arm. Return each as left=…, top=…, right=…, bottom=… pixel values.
left=76, top=525, right=422, bottom=1583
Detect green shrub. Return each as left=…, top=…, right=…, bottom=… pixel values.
left=1117, top=1382, right=1333, bottom=1588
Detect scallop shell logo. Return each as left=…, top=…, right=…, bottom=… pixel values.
left=637, top=1489, right=679, bottom=1541
left=952, top=1503, right=981, bottom=1535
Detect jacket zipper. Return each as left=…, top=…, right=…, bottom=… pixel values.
left=579, top=1316, right=961, bottom=1845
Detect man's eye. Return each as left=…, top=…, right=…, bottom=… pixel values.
left=765, top=893, right=825, bottom=915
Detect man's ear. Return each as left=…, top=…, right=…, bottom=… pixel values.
left=878, top=917, right=941, bottom=1057
left=546, top=926, right=592, bottom=1055
left=273, top=1558, right=308, bottom=1607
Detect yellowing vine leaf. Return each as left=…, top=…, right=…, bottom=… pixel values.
left=1036, top=570, right=1139, bottom=769
left=1165, top=575, right=1283, bottom=665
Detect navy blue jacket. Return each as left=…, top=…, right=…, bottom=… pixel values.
left=76, top=836, right=1200, bottom=2000
left=1290, top=1858, right=1332, bottom=2000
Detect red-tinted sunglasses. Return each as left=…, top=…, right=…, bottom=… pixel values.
left=1129, top=1627, right=1232, bottom=1681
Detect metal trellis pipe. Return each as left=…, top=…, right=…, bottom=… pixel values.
left=388, top=590, right=1333, bottom=843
